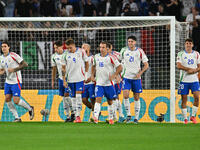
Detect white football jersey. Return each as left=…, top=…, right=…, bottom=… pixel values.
left=120, top=47, right=148, bottom=79
left=51, top=52, right=64, bottom=80
left=61, top=47, right=88, bottom=83
left=0, top=52, right=23, bottom=84
left=85, top=55, right=95, bottom=85
left=177, top=50, right=200, bottom=82
left=93, top=53, right=121, bottom=86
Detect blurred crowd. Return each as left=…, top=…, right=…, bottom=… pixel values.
left=1, top=0, right=200, bottom=51
left=0, top=0, right=197, bottom=21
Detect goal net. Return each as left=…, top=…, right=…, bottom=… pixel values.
left=0, top=17, right=191, bottom=123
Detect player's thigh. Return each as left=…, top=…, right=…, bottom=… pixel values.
left=178, top=82, right=189, bottom=95
left=11, top=84, right=22, bottom=97
left=4, top=83, right=12, bottom=97
left=122, top=78, right=131, bottom=99
left=104, top=86, right=116, bottom=101
left=191, top=82, right=200, bottom=94
left=82, top=84, right=89, bottom=99
left=95, top=85, right=104, bottom=101
left=68, top=83, right=75, bottom=97
left=58, top=79, right=65, bottom=96
left=88, top=84, right=95, bottom=100
left=75, top=81, right=84, bottom=94
left=132, top=79, right=142, bottom=93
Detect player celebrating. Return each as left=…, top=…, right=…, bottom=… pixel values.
left=120, top=36, right=149, bottom=124
left=62, top=38, right=89, bottom=123
left=51, top=40, right=74, bottom=122
left=91, top=41, right=122, bottom=124
left=177, top=38, right=200, bottom=124
left=107, top=42, right=125, bottom=123
left=81, top=43, right=95, bottom=120
left=0, top=41, right=34, bottom=122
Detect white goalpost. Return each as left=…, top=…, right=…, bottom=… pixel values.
left=0, top=16, right=189, bottom=122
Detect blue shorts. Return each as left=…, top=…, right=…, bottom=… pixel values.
left=82, top=84, right=95, bottom=99
left=95, top=85, right=116, bottom=100
left=114, top=82, right=122, bottom=95
left=178, top=82, right=200, bottom=95
left=4, top=83, right=22, bottom=97
left=68, top=81, right=84, bottom=97
left=58, top=79, right=70, bottom=96
left=122, top=78, right=142, bottom=93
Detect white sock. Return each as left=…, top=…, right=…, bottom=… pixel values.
left=117, top=99, right=124, bottom=117
left=124, top=98, right=131, bottom=116
left=63, top=97, right=70, bottom=117
left=75, top=94, right=82, bottom=117
left=18, top=99, right=32, bottom=111
left=66, top=97, right=73, bottom=113
left=7, top=101, right=19, bottom=119
left=108, top=104, right=114, bottom=120
left=192, top=106, right=198, bottom=117
left=71, top=97, right=76, bottom=115
left=113, top=100, right=118, bottom=120
left=94, top=102, right=101, bottom=119
left=181, top=108, right=187, bottom=120
left=134, top=100, right=140, bottom=120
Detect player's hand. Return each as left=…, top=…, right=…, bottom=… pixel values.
left=109, top=74, right=116, bottom=81
left=135, top=72, right=142, bottom=79
left=115, top=75, right=121, bottom=83
left=63, top=80, right=68, bottom=88
left=8, top=68, right=15, bottom=73
left=187, top=68, right=197, bottom=74
left=85, top=77, right=91, bottom=83
left=91, top=75, right=96, bottom=82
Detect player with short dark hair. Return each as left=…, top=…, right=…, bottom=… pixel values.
left=0, top=41, right=34, bottom=122
left=177, top=38, right=200, bottom=124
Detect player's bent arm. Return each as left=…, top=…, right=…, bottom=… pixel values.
left=91, top=65, right=96, bottom=82
left=0, top=69, right=5, bottom=75
left=51, top=66, right=57, bottom=88
left=177, top=62, right=191, bottom=71
left=85, top=61, right=89, bottom=73
left=62, top=65, right=66, bottom=81
left=140, top=61, right=149, bottom=75
left=13, top=60, right=28, bottom=72
left=115, top=64, right=123, bottom=76
left=195, top=64, right=200, bottom=73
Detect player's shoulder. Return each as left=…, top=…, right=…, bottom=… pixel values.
left=10, top=52, right=19, bottom=57
left=177, top=50, right=185, bottom=57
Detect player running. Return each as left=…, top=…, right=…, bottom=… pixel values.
left=0, top=41, right=34, bottom=122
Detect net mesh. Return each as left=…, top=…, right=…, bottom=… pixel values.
left=0, top=18, right=189, bottom=122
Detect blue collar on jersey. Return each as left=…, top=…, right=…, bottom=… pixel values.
left=184, top=49, right=194, bottom=53
left=128, top=47, right=138, bottom=51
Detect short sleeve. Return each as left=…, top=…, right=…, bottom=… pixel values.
left=81, top=49, right=89, bottom=62
left=51, top=54, right=56, bottom=67
left=10, top=52, right=23, bottom=64
left=177, top=51, right=183, bottom=63
left=110, top=55, right=120, bottom=68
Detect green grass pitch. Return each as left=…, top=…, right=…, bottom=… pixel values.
left=0, top=122, right=199, bottom=150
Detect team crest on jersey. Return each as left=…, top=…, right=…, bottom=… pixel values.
left=184, top=57, right=187, bottom=59
left=56, top=58, right=60, bottom=60
left=68, top=56, right=71, bottom=59
left=126, top=54, right=129, bottom=56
